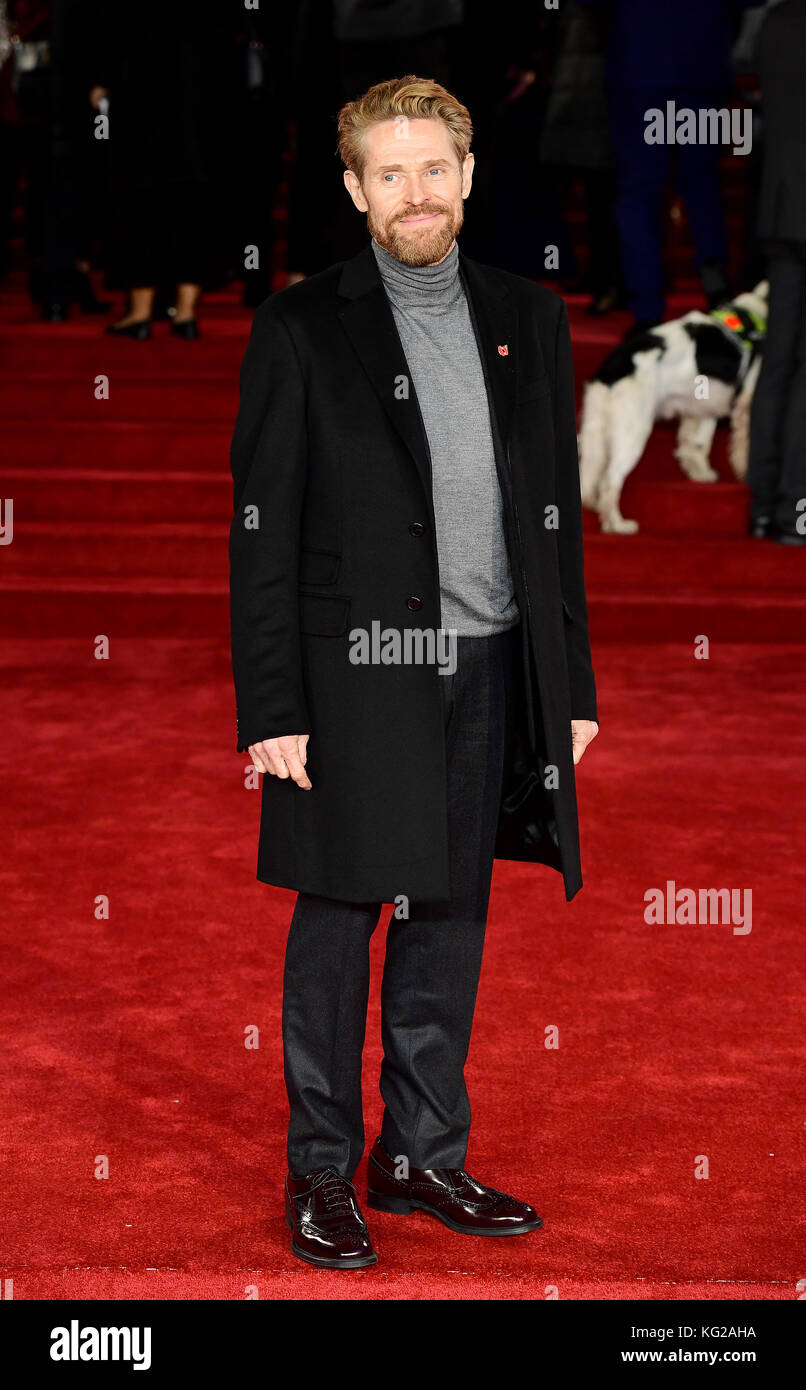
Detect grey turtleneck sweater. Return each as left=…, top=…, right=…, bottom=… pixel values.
left=371, top=237, right=519, bottom=638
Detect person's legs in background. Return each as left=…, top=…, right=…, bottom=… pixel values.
left=748, top=248, right=806, bottom=538
left=607, top=86, right=670, bottom=328
left=582, top=166, right=624, bottom=314
left=105, top=181, right=161, bottom=334
left=777, top=255, right=806, bottom=542
left=675, top=88, right=731, bottom=309
left=167, top=180, right=218, bottom=335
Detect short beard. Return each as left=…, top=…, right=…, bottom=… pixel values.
left=367, top=201, right=463, bottom=267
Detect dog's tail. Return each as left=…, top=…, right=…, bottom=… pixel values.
left=578, top=381, right=611, bottom=508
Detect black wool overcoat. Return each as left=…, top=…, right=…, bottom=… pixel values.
left=229, top=242, right=597, bottom=904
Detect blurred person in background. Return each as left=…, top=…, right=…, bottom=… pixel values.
left=284, top=0, right=340, bottom=281
left=578, top=0, right=763, bottom=335
left=460, top=1, right=548, bottom=278
left=0, top=1, right=52, bottom=293
left=89, top=0, right=238, bottom=340
left=231, top=2, right=295, bottom=308
left=36, top=0, right=108, bottom=321
left=0, top=0, right=107, bottom=319
left=538, top=1, right=623, bottom=314
left=747, top=0, right=806, bottom=544
left=730, top=0, right=784, bottom=289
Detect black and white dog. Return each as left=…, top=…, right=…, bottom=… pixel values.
left=578, top=284, right=768, bottom=533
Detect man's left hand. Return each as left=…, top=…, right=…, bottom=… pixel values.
left=571, top=720, right=599, bottom=765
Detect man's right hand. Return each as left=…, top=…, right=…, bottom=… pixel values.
left=248, top=734, right=312, bottom=789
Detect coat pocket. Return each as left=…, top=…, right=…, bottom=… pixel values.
left=562, top=598, right=574, bottom=623
left=299, top=593, right=351, bottom=636
left=299, top=547, right=341, bottom=586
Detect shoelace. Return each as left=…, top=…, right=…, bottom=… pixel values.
left=315, top=1169, right=356, bottom=1213
left=451, top=1169, right=508, bottom=1201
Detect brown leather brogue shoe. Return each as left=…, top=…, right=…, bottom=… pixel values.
left=285, top=1167, right=378, bottom=1268
left=367, top=1137, right=542, bottom=1236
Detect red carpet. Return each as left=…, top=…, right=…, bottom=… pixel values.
left=1, top=277, right=804, bottom=1300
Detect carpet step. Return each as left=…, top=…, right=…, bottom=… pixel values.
left=0, top=575, right=230, bottom=637
left=584, top=479, right=750, bottom=537
left=4, top=526, right=804, bottom=591
left=588, top=591, right=806, bottom=642
left=3, top=468, right=230, bottom=522
left=584, top=534, right=806, bottom=589
left=3, top=422, right=229, bottom=470
left=7, top=418, right=700, bottom=478
left=0, top=333, right=250, bottom=373
left=4, top=523, right=230, bottom=577
left=4, top=450, right=751, bottom=534
left=2, top=573, right=804, bottom=641
left=0, top=379, right=238, bottom=421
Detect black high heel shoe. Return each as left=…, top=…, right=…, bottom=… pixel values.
left=105, top=319, right=152, bottom=340
left=170, top=318, right=199, bottom=340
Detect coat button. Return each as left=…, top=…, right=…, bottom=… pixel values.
left=409, top=521, right=425, bottom=536
left=406, top=596, right=423, bottom=611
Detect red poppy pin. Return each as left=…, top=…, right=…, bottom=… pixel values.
left=498, top=344, right=509, bottom=356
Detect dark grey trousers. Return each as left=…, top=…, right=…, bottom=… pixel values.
left=281, top=624, right=521, bottom=1179
left=748, top=248, right=806, bottom=532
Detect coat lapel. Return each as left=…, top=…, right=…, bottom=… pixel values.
left=457, top=251, right=519, bottom=450
left=336, top=242, right=521, bottom=502
left=336, top=244, right=433, bottom=499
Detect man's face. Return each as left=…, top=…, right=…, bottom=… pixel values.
left=344, top=117, right=473, bottom=267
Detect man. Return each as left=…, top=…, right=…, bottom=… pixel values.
left=229, top=76, right=598, bottom=1270
left=748, top=0, right=806, bottom=545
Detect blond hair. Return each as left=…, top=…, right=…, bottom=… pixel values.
left=337, top=75, right=473, bottom=182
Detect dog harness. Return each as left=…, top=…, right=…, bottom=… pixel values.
left=708, top=303, right=767, bottom=385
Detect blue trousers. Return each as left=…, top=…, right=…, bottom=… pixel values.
left=608, top=86, right=730, bottom=322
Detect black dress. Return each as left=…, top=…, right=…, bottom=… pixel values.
left=90, top=0, right=239, bottom=288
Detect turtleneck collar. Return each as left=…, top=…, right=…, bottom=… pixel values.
left=371, top=237, right=462, bottom=307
